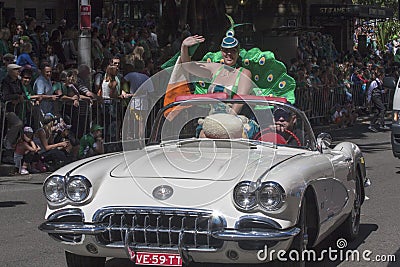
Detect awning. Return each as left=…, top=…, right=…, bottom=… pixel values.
left=310, top=4, right=393, bottom=19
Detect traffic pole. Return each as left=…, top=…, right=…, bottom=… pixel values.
left=78, top=0, right=91, bottom=68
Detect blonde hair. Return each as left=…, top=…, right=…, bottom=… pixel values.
left=133, top=46, right=144, bottom=61
left=43, top=121, right=54, bottom=139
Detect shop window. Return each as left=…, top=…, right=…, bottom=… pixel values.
left=24, top=8, right=36, bottom=19
left=44, top=9, right=55, bottom=24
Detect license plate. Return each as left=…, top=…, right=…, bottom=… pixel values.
left=132, top=251, right=182, bottom=266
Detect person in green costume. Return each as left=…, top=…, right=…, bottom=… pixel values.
left=162, top=15, right=296, bottom=105
left=180, top=31, right=253, bottom=114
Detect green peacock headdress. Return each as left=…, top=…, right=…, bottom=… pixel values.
left=163, top=15, right=297, bottom=104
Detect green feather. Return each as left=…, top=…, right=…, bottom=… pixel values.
left=225, top=14, right=235, bottom=31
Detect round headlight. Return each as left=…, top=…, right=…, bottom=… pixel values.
left=258, top=182, right=285, bottom=211
left=233, top=181, right=257, bottom=211
left=44, top=175, right=66, bottom=203
left=66, top=176, right=91, bottom=202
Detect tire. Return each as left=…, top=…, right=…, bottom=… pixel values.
left=65, top=251, right=106, bottom=267
left=340, top=173, right=362, bottom=241
left=289, top=198, right=308, bottom=267
left=273, top=198, right=309, bottom=267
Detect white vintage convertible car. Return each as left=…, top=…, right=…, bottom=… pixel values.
left=39, top=92, right=366, bottom=267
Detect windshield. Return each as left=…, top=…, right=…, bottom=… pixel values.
left=120, top=62, right=315, bottom=151
left=151, top=99, right=313, bottom=150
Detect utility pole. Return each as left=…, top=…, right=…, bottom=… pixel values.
left=0, top=2, right=3, bottom=28
left=78, top=0, right=91, bottom=68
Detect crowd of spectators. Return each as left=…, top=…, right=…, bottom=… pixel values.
left=289, top=25, right=398, bottom=127
left=0, top=14, right=398, bottom=174
left=0, top=15, right=163, bottom=174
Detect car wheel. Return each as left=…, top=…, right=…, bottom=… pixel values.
left=341, top=174, right=361, bottom=241
left=290, top=198, right=308, bottom=267
left=65, top=251, right=106, bottom=267
left=273, top=198, right=308, bottom=267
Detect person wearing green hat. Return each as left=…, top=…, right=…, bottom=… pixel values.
left=78, top=124, right=104, bottom=159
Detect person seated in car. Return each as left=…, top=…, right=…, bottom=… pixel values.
left=272, top=108, right=305, bottom=147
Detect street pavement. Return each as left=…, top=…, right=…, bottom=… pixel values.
left=0, top=119, right=399, bottom=267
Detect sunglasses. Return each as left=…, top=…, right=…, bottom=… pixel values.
left=22, top=76, right=32, bottom=79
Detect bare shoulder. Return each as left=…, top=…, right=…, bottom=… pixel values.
left=241, top=67, right=252, bottom=77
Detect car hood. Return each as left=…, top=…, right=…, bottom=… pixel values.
left=109, top=143, right=302, bottom=181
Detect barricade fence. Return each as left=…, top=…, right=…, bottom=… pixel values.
left=295, top=83, right=393, bottom=124
left=0, top=87, right=394, bottom=164
left=0, top=97, right=156, bottom=164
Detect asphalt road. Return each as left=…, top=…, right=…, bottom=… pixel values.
left=0, top=121, right=399, bottom=267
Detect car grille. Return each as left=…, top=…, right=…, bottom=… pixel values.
left=94, top=207, right=225, bottom=250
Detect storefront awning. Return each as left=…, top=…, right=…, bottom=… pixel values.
left=310, top=4, right=393, bottom=19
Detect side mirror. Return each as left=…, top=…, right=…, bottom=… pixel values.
left=317, top=133, right=332, bottom=152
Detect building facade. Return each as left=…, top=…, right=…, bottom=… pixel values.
left=0, top=0, right=394, bottom=53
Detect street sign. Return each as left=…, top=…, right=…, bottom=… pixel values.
left=80, top=5, right=91, bottom=30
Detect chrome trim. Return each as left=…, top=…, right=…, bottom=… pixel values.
left=47, top=208, right=84, bottom=221
left=233, top=181, right=258, bottom=211
left=39, top=222, right=105, bottom=234
left=65, top=175, right=92, bottom=202
left=43, top=175, right=66, bottom=203
left=43, top=175, right=93, bottom=206
left=39, top=222, right=298, bottom=244
left=212, top=227, right=300, bottom=241
left=257, top=182, right=286, bottom=211
left=233, top=181, right=287, bottom=213
left=93, top=207, right=226, bottom=250
left=39, top=207, right=298, bottom=251
left=235, top=215, right=282, bottom=229
left=92, top=206, right=220, bottom=222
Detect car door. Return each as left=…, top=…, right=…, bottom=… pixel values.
left=323, top=149, right=351, bottom=223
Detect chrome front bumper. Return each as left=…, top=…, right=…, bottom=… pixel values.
left=39, top=207, right=299, bottom=250
left=39, top=221, right=300, bottom=241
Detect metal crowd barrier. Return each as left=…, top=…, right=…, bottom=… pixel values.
left=0, top=97, right=159, bottom=163
left=0, top=87, right=394, bottom=164
left=294, top=83, right=393, bottom=124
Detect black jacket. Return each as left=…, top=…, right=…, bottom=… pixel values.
left=1, top=75, right=23, bottom=112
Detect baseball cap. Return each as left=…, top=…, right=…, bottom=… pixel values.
left=43, top=113, right=57, bottom=125
left=273, top=108, right=290, bottom=121
left=91, top=124, right=103, bottom=132
left=3, top=53, right=15, bottom=60
left=23, top=126, right=34, bottom=133
left=7, top=64, right=21, bottom=71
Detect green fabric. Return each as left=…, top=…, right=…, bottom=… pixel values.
left=195, top=66, right=244, bottom=97
left=199, top=47, right=296, bottom=103
left=161, top=43, right=200, bottom=70
left=22, top=84, right=32, bottom=100
left=79, top=134, right=95, bottom=158
left=162, top=44, right=297, bottom=103
left=0, top=40, right=9, bottom=56
left=52, top=82, right=66, bottom=95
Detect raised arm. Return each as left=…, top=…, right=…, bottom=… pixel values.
left=180, top=35, right=205, bottom=63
